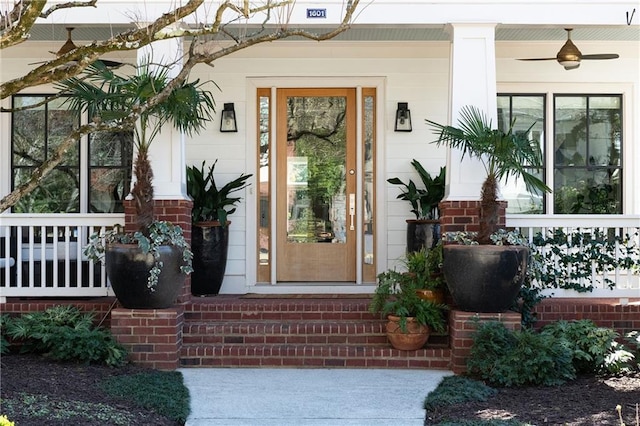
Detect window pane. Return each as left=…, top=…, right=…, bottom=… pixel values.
left=588, top=96, right=621, bottom=167
left=13, top=97, right=45, bottom=166
left=497, top=94, right=546, bottom=214
left=13, top=168, right=80, bottom=213
left=90, top=131, right=133, bottom=166
left=554, top=168, right=621, bottom=214
left=555, top=96, right=587, bottom=167
left=48, top=98, right=79, bottom=166
left=90, top=169, right=128, bottom=213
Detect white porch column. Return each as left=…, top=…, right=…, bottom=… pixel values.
left=136, top=34, right=188, bottom=200
left=445, top=23, right=498, bottom=200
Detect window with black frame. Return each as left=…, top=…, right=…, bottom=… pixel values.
left=553, top=95, right=622, bottom=214
left=11, top=95, right=133, bottom=214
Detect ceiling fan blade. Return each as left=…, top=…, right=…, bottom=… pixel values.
left=581, top=54, right=620, bottom=60
left=517, top=58, right=557, bottom=61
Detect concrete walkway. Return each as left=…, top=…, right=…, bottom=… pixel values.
left=180, top=368, right=452, bottom=426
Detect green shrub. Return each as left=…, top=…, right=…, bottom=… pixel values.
left=542, top=320, right=637, bottom=375
left=101, top=371, right=190, bottom=423
left=467, top=321, right=575, bottom=387
left=4, top=305, right=127, bottom=366
left=424, top=375, right=497, bottom=411
left=0, top=314, right=12, bottom=354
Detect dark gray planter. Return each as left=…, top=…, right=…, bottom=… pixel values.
left=106, top=243, right=184, bottom=309
left=191, top=221, right=230, bottom=296
left=406, top=219, right=440, bottom=253
left=442, top=244, right=528, bottom=313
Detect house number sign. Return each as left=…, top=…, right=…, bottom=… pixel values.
left=306, top=8, right=327, bottom=18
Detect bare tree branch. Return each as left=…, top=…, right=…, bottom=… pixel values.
left=0, top=0, right=361, bottom=212
left=40, top=0, right=97, bottom=18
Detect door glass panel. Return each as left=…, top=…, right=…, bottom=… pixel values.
left=285, top=96, right=347, bottom=244
left=363, top=93, right=375, bottom=265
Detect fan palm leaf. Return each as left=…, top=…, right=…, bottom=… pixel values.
left=426, top=105, right=550, bottom=243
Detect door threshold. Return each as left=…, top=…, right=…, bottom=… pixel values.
left=247, top=283, right=376, bottom=294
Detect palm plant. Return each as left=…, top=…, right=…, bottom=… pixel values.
left=58, top=62, right=216, bottom=233
left=59, top=63, right=215, bottom=292
left=426, top=105, right=550, bottom=244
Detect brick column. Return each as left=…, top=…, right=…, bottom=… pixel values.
left=449, top=310, right=521, bottom=374
left=438, top=200, right=506, bottom=236
left=111, top=307, right=184, bottom=370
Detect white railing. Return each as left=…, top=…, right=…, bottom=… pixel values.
left=1, top=213, right=638, bottom=299
left=508, top=215, right=640, bottom=298
left=0, top=214, right=123, bottom=297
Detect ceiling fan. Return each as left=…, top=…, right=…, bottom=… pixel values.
left=30, top=27, right=123, bottom=67
left=517, top=28, right=619, bottom=70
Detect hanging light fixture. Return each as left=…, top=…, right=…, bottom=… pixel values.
left=394, top=102, right=412, bottom=132
left=220, top=103, right=237, bottom=132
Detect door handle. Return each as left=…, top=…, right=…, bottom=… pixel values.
left=349, top=193, right=355, bottom=231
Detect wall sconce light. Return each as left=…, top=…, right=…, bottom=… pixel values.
left=394, top=102, right=412, bottom=132
left=220, top=103, right=237, bottom=132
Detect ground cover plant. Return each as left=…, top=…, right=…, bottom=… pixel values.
left=425, top=320, right=640, bottom=425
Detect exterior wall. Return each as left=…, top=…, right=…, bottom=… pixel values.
left=185, top=41, right=452, bottom=292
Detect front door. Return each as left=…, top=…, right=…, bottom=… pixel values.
left=276, top=88, right=356, bottom=282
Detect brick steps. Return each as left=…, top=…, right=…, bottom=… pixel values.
left=180, top=296, right=451, bottom=369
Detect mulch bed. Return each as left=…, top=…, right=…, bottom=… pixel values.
left=0, top=354, right=181, bottom=426
left=425, top=373, right=640, bottom=425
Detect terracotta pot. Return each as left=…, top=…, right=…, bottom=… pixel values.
left=385, top=315, right=430, bottom=350
left=415, top=289, right=446, bottom=305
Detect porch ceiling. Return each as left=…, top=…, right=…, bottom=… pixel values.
left=26, top=24, right=640, bottom=43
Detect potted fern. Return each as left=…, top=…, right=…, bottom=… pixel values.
left=186, top=161, right=252, bottom=296
left=426, top=105, right=551, bottom=312
left=369, top=270, right=447, bottom=350
left=68, top=63, right=215, bottom=308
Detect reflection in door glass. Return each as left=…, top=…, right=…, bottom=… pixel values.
left=286, top=96, right=347, bottom=244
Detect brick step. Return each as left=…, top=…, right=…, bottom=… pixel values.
left=184, top=297, right=377, bottom=322
left=183, top=321, right=389, bottom=345
left=181, top=296, right=451, bottom=370
left=180, top=343, right=451, bottom=369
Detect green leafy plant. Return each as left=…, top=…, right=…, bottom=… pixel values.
left=387, top=160, right=445, bottom=220
left=0, top=314, right=12, bottom=355
left=424, top=375, right=497, bottom=412
left=369, top=270, right=447, bottom=333
left=403, top=244, right=446, bottom=291
left=101, top=370, right=190, bottom=423
left=186, top=160, right=252, bottom=225
left=4, top=306, right=127, bottom=366
left=84, top=221, right=193, bottom=291
left=542, top=320, right=637, bottom=375
left=467, top=321, right=575, bottom=387
left=427, top=106, right=550, bottom=243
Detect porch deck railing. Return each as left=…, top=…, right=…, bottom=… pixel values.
left=1, top=213, right=638, bottom=299
left=0, top=214, right=122, bottom=297
left=508, top=215, right=640, bottom=298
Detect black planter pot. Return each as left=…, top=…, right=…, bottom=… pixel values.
left=442, top=245, right=528, bottom=313
left=406, top=220, right=441, bottom=253
left=191, top=222, right=230, bottom=296
left=105, top=243, right=184, bottom=309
